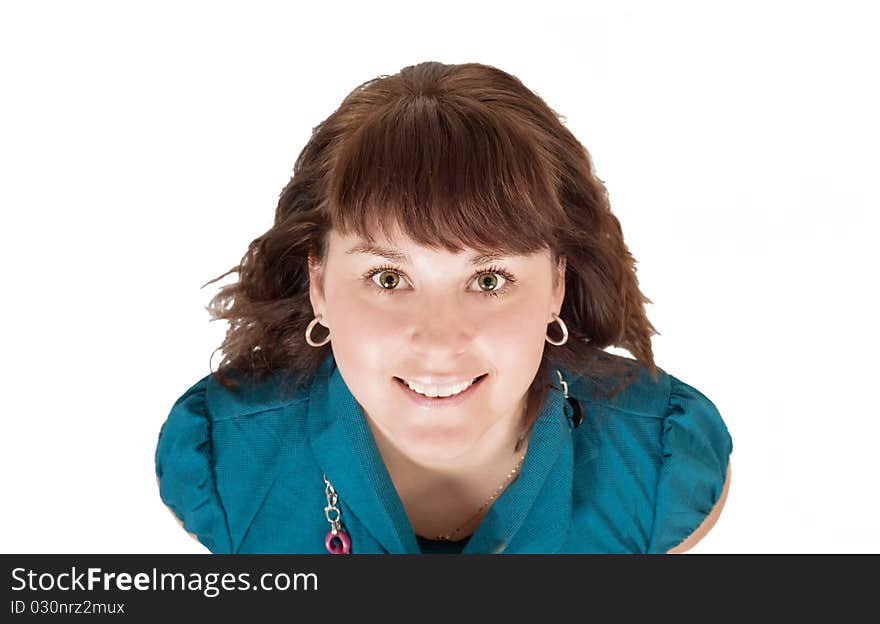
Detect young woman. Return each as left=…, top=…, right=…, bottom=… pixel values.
left=155, top=61, right=733, bottom=554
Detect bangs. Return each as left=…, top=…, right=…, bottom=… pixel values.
left=326, top=96, right=565, bottom=256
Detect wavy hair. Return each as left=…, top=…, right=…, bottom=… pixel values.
left=202, top=61, right=660, bottom=450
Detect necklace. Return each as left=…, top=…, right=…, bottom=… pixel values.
left=423, top=447, right=528, bottom=542
left=321, top=368, right=579, bottom=553
left=322, top=401, right=534, bottom=553
left=322, top=444, right=529, bottom=552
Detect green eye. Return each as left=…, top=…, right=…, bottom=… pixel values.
left=377, top=270, right=400, bottom=289
left=477, top=273, right=498, bottom=292
left=363, top=264, right=517, bottom=298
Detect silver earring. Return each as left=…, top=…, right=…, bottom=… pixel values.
left=545, top=312, right=570, bottom=346
left=305, top=314, right=331, bottom=347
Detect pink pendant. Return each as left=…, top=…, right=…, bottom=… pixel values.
left=325, top=529, right=351, bottom=554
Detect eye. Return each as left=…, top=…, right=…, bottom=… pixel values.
left=374, top=268, right=403, bottom=290
left=362, top=266, right=408, bottom=294
left=362, top=264, right=517, bottom=298
left=472, top=267, right=517, bottom=296
left=475, top=272, right=502, bottom=293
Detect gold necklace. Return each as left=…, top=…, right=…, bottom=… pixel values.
left=426, top=447, right=528, bottom=542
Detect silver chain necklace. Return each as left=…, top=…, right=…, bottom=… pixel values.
left=321, top=368, right=580, bottom=554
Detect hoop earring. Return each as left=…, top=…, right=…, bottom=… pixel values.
left=545, top=312, right=569, bottom=346
left=305, top=314, right=331, bottom=347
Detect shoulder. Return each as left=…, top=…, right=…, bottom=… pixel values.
left=561, top=358, right=734, bottom=553
left=561, top=357, right=733, bottom=462
left=666, top=459, right=731, bottom=553
left=154, top=368, right=311, bottom=552
left=655, top=373, right=733, bottom=552
left=566, top=357, right=671, bottom=418
left=203, top=368, right=310, bottom=421
left=154, top=374, right=231, bottom=552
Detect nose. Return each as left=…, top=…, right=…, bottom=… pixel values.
left=407, top=295, right=476, bottom=356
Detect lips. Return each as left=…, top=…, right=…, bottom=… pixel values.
left=394, top=373, right=488, bottom=406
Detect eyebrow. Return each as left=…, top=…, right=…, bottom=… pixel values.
left=345, top=243, right=507, bottom=266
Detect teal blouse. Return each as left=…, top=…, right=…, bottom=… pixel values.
left=155, top=352, right=733, bottom=554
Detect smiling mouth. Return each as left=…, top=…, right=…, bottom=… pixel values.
left=393, top=373, right=488, bottom=397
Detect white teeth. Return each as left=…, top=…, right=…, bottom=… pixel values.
left=404, top=377, right=474, bottom=398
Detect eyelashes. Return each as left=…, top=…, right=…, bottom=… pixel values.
left=361, top=263, right=518, bottom=298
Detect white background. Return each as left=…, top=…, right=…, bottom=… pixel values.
left=1, top=0, right=877, bottom=554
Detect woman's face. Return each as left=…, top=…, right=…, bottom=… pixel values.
left=308, top=224, right=566, bottom=464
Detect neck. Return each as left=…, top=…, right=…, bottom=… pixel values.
left=364, top=396, right=532, bottom=540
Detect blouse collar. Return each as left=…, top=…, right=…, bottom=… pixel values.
left=307, top=352, right=579, bottom=554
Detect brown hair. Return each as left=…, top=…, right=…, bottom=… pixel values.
left=202, top=61, right=660, bottom=450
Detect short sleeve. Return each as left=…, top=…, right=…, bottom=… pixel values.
left=154, top=377, right=233, bottom=553
left=646, top=375, right=733, bottom=554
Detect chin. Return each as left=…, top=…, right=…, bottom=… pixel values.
left=396, top=425, right=478, bottom=464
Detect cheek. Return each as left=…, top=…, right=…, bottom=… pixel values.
left=326, top=292, right=400, bottom=358
left=477, top=307, right=548, bottom=374
left=328, top=298, right=398, bottom=412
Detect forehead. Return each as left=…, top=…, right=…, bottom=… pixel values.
left=331, top=227, right=522, bottom=264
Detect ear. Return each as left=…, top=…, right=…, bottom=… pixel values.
left=552, top=253, right=566, bottom=316
left=308, top=253, right=328, bottom=325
